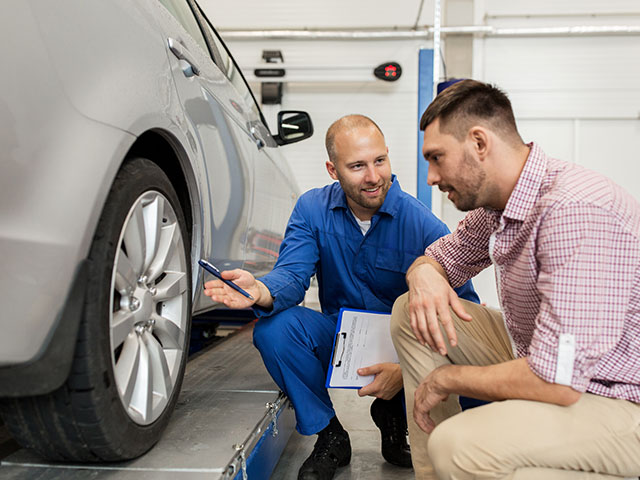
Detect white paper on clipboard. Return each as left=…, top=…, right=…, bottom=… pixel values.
left=326, top=309, right=399, bottom=389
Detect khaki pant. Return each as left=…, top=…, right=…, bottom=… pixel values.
left=390, top=292, right=640, bottom=480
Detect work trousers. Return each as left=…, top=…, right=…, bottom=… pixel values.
left=253, top=306, right=341, bottom=435
left=390, top=292, right=640, bottom=480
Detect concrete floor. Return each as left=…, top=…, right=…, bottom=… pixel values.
left=271, top=389, right=414, bottom=479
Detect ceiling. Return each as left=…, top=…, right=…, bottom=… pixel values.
left=200, top=0, right=436, bottom=30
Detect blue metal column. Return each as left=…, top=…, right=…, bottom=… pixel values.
left=417, top=49, right=434, bottom=208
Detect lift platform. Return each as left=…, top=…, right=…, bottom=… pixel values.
left=0, top=323, right=294, bottom=480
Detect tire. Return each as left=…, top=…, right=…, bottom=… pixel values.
left=0, top=158, right=192, bottom=461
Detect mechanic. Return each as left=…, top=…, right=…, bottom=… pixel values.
left=204, top=114, right=479, bottom=480
left=391, top=79, right=640, bottom=479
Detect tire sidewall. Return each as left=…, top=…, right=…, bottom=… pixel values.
left=80, top=157, right=191, bottom=459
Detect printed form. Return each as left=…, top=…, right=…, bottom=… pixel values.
left=326, top=309, right=399, bottom=389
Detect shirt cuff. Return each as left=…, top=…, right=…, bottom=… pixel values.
left=527, top=333, right=599, bottom=392
left=253, top=275, right=300, bottom=319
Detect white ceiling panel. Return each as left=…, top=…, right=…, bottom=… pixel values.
left=485, top=0, right=640, bottom=17
left=201, top=0, right=430, bottom=29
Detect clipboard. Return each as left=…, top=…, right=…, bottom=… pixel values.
left=325, top=308, right=399, bottom=389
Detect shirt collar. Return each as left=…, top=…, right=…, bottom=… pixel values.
left=502, top=143, right=548, bottom=222
left=329, top=174, right=401, bottom=218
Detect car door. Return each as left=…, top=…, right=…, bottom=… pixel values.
left=192, top=11, right=300, bottom=277
left=149, top=0, right=257, bottom=293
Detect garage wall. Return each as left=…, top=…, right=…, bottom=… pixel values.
left=225, top=39, right=431, bottom=197
left=440, top=0, right=640, bottom=307
left=203, top=1, right=640, bottom=308
left=204, top=0, right=434, bottom=196
left=473, top=0, right=640, bottom=203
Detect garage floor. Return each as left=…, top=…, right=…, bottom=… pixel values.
left=272, top=388, right=414, bottom=479
left=0, top=325, right=290, bottom=480
left=0, top=317, right=412, bottom=480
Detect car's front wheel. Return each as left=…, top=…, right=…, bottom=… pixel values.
left=1, top=157, right=191, bottom=461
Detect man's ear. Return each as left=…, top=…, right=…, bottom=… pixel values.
left=468, top=126, right=490, bottom=160
left=326, top=160, right=338, bottom=180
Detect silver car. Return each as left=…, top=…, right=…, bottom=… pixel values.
left=0, top=0, right=312, bottom=461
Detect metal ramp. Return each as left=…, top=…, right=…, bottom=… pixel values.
left=0, top=324, right=295, bottom=480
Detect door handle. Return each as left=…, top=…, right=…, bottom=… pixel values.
left=167, top=38, right=200, bottom=77
left=250, top=127, right=265, bottom=150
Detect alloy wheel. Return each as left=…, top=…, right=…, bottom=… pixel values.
left=109, top=191, right=189, bottom=425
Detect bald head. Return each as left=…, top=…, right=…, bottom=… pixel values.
left=325, top=114, right=384, bottom=163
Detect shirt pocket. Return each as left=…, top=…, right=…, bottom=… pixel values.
left=374, top=248, right=417, bottom=274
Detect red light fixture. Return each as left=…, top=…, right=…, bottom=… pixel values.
left=374, top=62, right=402, bottom=82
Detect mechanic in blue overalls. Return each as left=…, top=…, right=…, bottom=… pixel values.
left=204, top=114, right=479, bottom=480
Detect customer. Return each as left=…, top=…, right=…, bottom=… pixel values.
left=204, top=114, right=478, bottom=480
left=391, top=79, right=640, bottom=479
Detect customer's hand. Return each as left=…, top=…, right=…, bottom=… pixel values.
left=357, top=363, right=403, bottom=400
left=413, top=366, right=450, bottom=434
left=203, top=269, right=268, bottom=309
left=406, top=257, right=472, bottom=356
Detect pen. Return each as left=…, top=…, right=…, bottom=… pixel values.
left=198, top=259, right=255, bottom=301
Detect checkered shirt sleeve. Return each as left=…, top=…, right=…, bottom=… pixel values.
left=528, top=201, right=640, bottom=392
left=425, top=208, right=496, bottom=288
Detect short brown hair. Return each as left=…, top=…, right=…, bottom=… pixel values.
left=420, top=79, right=522, bottom=144
left=325, top=114, right=384, bottom=163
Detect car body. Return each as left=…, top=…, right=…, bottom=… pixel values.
left=0, top=0, right=312, bottom=461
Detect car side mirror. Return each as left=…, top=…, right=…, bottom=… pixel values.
left=274, top=111, right=313, bottom=145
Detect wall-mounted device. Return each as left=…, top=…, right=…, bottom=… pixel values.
left=260, top=50, right=285, bottom=104
left=374, top=62, right=402, bottom=81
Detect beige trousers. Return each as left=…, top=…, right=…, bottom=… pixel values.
left=390, top=292, right=640, bottom=480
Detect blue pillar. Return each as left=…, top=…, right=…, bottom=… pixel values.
left=417, top=49, right=434, bottom=208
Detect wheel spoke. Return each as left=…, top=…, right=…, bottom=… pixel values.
left=110, top=189, right=188, bottom=426
left=111, top=309, right=136, bottom=349
left=151, top=313, right=185, bottom=350
left=154, top=271, right=188, bottom=301
left=146, top=223, right=178, bottom=282
left=123, top=202, right=146, bottom=276
left=114, top=251, right=137, bottom=296
left=143, top=196, right=165, bottom=274
left=143, top=331, right=173, bottom=400
left=130, top=336, right=153, bottom=422
left=114, top=333, right=141, bottom=407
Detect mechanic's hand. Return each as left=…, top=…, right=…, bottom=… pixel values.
left=357, top=363, right=403, bottom=400
left=203, top=269, right=262, bottom=309
left=413, top=366, right=450, bottom=434
left=406, top=260, right=472, bottom=356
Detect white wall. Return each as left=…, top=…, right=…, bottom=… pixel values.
left=473, top=0, right=640, bottom=201
left=434, top=0, right=640, bottom=307
left=206, top=0, right=640, bottom=307
left=227, top=39, right=430, bottom=196
left=206, top=0, right=433, bottom=196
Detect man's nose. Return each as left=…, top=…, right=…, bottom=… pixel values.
left=427, top=166, right=439, bottom=186
left=364, top=164, right=379, bottom=184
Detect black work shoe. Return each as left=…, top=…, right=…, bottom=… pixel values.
left=297, top=429, right=351, bottom=480
left=370, top=397, right=412, bottom=468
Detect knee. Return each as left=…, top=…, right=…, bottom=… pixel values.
left=390, top=292, right=411, bottom=341
left=428, top=418, right=480, bottom=480
left=428, top=421, right=461, bottom=479
left=253, top=308, right=305, bottom=357
left=253, top=310, right=291, bottom=353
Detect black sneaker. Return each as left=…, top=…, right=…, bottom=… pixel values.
left=297, top=429, right=351, bottom=480
left=370, top=397, right=412, bottom=468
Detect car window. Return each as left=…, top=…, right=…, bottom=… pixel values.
left=192, top=4, right=262, bottom=121
left=158, top=0, right=209, bottom=57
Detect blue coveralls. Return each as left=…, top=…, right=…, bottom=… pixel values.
left=253, top=177, right=479, bottom=435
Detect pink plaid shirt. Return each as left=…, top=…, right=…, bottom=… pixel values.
left=426, top=143, right=640, bottom=402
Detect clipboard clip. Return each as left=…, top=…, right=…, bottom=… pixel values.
left=331, top=332, right=347, bottom=367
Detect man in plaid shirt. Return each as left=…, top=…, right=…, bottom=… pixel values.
left=391, top=79, right=640, bottom=479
